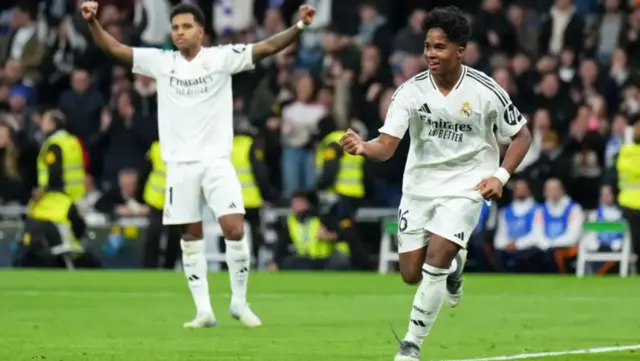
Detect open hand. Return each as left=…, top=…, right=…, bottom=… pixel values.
left=474, top=177, right=503, bottom=200
left=299, top=5, right=316, bottom=25
left=340, top=128, right=364, bottom=156
left=81, top=1, right=99, bottom=23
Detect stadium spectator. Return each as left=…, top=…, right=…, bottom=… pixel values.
left=95, top=168, right=148, bottom=220
left=58, top=68, right=104, bottom=145
left=539, top=178, right=585, bottom=273
left=0, top=121, right=28, bottom=204
left=92, top=89, right=155, bottom=187
left=495, top=179, right=545, bottom=273
left=279, top=74, right=325, bottom=197
left=0, top=4, right=44, bottom=85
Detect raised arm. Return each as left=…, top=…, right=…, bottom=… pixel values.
left=81, top=1, right=133, bottom=65
left=251, top=5, right=316, bottom=63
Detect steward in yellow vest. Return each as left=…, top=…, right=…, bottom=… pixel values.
left=314, top=128, right=373, bottom=270
left=616, top=143, right=640, bottom=210
left=36, top=110, right=86, bottom=202
left=232, top=128, right=279, bottom=261
left=232, top=132, right=279, bottom=208
left=269, top=190, right=350, bottom=270
left=141, top=141, right=181, bottom=269
left=614, top=121, right=640, bottom=271
left=315, top=130, right=365, bottom=200
left=13, top=192, right=100, bottom=268
left=143, top=141, right=166, bottom=211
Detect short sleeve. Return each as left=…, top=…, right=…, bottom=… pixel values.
left=132, top=47, right=166, bottom=78
left=219, top=44, right=254, bottom=74
left=379, top=85, right=413, bottom=139
left=489, top=82, right=527, bottom=138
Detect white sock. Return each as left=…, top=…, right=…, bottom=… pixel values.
left=181, top=239, right=213, bottom=315
left=403, top=264, right=449, bottom=346
left=225, top=238, right=250, bottom=307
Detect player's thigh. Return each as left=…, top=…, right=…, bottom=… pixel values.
left=201, top=160, right=246, bottom=239
left=425, top=197, right=485, bottom=268
left=397, top=197, right=431, bottom=284
left=163, top=162, right=204, bottom=226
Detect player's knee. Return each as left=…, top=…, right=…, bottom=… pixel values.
left=222, top=223, right=244, bottom=241
left=182, top=223, right=203, bottom=240
left=401, top=270, right=422, bottom=285
left=425, top=245, right=458, bottom=270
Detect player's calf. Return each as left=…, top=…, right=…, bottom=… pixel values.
left=180, top=222, right=214, bottom=325
left=400, top=236, right=457, bottom=351
left=219, top=213, right=262, bottom=327
left=398, top=248, right=427, bottom=285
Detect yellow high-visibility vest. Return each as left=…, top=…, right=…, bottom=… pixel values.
left=617, top=143, right=640, bottom=209
left=287, top=215, right=333, bottom=259
left=315, top=131, right=365, bottom=198
left=232, top=135, right=263, bottom=208
left=27, top=191, right=82, bottom=252
left=37, top=130, right=86, bottom=202
left=143, top=141, right=166, bottom=210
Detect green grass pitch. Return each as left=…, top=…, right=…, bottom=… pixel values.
left=0, top=271, right=639, bottom=361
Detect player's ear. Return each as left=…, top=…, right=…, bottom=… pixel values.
left=457, top=46, right=465, bottom=60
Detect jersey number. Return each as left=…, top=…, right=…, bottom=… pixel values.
left=503, top=104, right=523, bottom=126
left=398, top=209, right=409, bottom=232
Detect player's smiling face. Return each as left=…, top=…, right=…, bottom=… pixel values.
left=424, top=28, right=464, bottom=75
left=171, top=13, right=204, bottom=51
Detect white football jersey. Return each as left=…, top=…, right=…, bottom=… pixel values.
left=379, top=66, right=526, bottom=200
left=132, top=44, right=254, bottom=162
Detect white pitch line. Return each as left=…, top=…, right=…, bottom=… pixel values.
left=437, top=344, right=640, bottom=361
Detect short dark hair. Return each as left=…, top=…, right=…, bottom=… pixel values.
left=422, top=6, right=471, bottom=47
left=170, top=3, right=205, bottom=26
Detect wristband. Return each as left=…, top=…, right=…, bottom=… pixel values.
left=296, top=20, right=309, bottom=30
left=493, top=167, right=511, bottom=185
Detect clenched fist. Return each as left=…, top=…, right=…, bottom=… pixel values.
left=81, top=1, right=99, bottom=23
left=299, top=5, right=316, bottom=25
left=340, top=129, right=365, bottom=156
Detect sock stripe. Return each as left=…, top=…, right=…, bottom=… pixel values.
left=422, top=267, right=448, bottom=277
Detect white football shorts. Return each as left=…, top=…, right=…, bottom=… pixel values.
left=396, top=195, right=485, bottom=253
left=162, top=159, right=245, bottom=225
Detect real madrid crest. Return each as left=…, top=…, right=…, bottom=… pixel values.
left=201, top=60, right=210, bottom=71
left=460, top=101, right=472, bottom=118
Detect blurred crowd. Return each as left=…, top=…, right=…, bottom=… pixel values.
left=0, top=0, right=639, bottom=264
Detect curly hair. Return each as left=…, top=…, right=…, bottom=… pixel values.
left=422, top=6, right=471, bottom=47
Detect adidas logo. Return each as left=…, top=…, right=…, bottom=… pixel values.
left=188, top=274, right=199, bottom=282
left=454, top=232, right=465, bottom=241
left=229, top=202, right=236, bottom=209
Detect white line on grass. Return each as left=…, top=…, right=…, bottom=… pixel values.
left=1, top=290, right=639, bottom=302
left=437, top=344, right=640, bottom=361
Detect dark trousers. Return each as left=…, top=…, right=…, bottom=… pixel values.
left=280, top=252, right=351, bottom=270
left=245, top=207, right=264, bottom=261
left=495, top=249, right=547, bottom=273
left=143, top=207, right=181, bottom=269
left=324, top=196, right=373, bottom=270
left=622, top=207, right=640, bottom=270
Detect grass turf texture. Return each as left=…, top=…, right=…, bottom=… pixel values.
left=0, top=271, right=638, bottom=361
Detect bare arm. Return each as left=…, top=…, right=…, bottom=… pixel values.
left=362, top=133, right=402, bottom=162
left=87, top=21, right=133, bottom=65
left=252, top=25, right=302, bottom=63
left=501, top=125, right=532, bottom=174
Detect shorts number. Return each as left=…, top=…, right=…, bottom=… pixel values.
left=168, top=187, right=173, bottom=205
left=398, top=209, right=409, bottom=232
